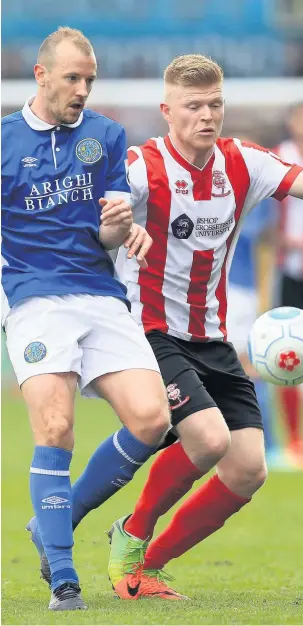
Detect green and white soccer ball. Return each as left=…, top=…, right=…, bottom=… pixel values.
left=248, top=307, right=303, bottom=386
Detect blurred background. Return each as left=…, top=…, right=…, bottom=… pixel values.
left=2, top=0, right=303, bottom=466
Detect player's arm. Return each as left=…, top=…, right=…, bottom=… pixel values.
left=288, top=169, right=303, bottom=199
left=99, top=125, right=133, bottom=250
left=99, top=196, right=133, bottom=250
left=105, top=144, right=151, bottom=265
left=236, top=140, right=303, bottom=205
left=100, top=202, right=152, bottom=267
left=117, top=146, right=152, bottom=267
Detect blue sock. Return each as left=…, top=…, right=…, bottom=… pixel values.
left=30, top=446, right=78, bottom=591
left=254, top=379, right=276, bottom=451
left=72, top=427, right=158, bottom=528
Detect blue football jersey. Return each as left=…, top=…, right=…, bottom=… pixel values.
left=1, top=98, right=131, bottom=321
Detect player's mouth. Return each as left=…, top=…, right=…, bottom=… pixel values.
left=197, top=128, right=215, bottom=135
left=69, top=103, right=84, bottom=111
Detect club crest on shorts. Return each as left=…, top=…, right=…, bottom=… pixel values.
left=166, top=383, right=190, bottom=411
left=24, top=342, right=47, bottom=363
left=76, top=138, right=102, bottom=164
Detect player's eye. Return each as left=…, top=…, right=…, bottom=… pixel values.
left=210, top=102, right=223, bottom=108
left=67, top=75, right=78, bottom=82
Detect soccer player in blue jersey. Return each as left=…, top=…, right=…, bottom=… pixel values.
left=1, top=27, right=171, bottom=611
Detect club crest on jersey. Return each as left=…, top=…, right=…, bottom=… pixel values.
left=166, top=383, right=190, bottom=411
left=211, top=170, right=231, bottom=197
left=76, top=138, right=102, bottom=164
left=171, top=213, right=194, bottom=239
left=175, top=179, right=188, bottom=194
left=24, top=342, right=47, bottom=363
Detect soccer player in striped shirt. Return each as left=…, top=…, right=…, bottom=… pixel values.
left=106, top=54, right=303, bottom=599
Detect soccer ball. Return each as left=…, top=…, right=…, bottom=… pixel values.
left=248, top=307, right=303, bottom=386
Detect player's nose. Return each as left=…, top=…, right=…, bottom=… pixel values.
left=76, top=80, right=89, bottom=98
left=199, top=105, right=213, bottom=121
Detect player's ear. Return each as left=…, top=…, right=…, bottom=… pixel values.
left=160, top=102, right=171, bottom=124
left=34, top=63, right=47, bottom=87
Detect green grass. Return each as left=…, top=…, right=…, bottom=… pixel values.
left=2, top=390, right=303, bottom=625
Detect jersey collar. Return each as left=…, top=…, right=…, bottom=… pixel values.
left=22, top=96, right=84, bottom=131
left=164, top=134, right=215, bottom=174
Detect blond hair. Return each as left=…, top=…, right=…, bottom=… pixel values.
left=164, top=54, right=223, bottom=87
left=37, top=26, right=94, bottom=68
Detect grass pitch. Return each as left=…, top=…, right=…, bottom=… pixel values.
left=2, top=390, right=303, bottom=625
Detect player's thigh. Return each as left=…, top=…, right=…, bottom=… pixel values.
left=227, top=285, right=257, bottom=355
left=94, top=368, right=170, bottom=438
left=4, top=295, right=84, bottom=447
left=5, top=295, right=84, bottom=388
left=79, top=296, right=161, bottom=397
left=80, top=297, right=170, bottom=434
left=206, top=342, right=263, bottom=433
left=22, top=372, right=78, bottom=448
left=217, top=427, right=267, bottom=497
left=146, top=334, right=230, bottom=456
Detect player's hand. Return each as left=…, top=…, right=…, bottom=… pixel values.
left=123, top=224, right=153, bottom=268
left=99, top=197, right=133, bottom=229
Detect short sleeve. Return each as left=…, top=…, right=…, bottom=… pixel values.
left=105, top=125, right=131, bottom=202
left=235, top=139, right=302, bottom=204
left=127, top=146, right=149, bottom=208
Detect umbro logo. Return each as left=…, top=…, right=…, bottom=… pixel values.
left=41, top=496, right=68, bottom=504
left=21, top=157, right=38, bottom=167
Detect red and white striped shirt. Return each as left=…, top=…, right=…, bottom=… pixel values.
left=116, top=135, right=302, bottom=341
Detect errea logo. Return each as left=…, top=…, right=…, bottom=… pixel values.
left=175, top=180, right=188, bottom=195
left=22, top=157, right=38, bottom=168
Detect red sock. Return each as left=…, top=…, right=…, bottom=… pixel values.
left=143, top=474, right=250, bottom=570
left=124, top=442, right=201, bottom=540
left=280, top=387, right=301, bottom=445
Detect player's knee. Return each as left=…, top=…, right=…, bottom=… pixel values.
left=239, top=463, right=267, bottom=496
left=37, top=412, right=74, bottom=449
left=179, top=413, right=231, bottom=471
left=131, top=400, right=171, bottom=446
left=247, top=462, right=268, bottom=492
left=201, top=427, right=231, bottom=464
left=221, top=459, right=267, bottom=497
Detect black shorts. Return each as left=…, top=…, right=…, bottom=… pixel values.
left=280, top=274, right=303, bottom=310
left=146, top=331, right=263, bottom=447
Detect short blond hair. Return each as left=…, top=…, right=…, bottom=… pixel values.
left=164, top=54, right=223, bottom=87
left=37, top=26, right=94, bottom=68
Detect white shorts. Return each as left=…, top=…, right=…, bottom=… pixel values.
left=227, top=284, right=258, bottom=355
left=4, top=294, right=160, bottom=398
